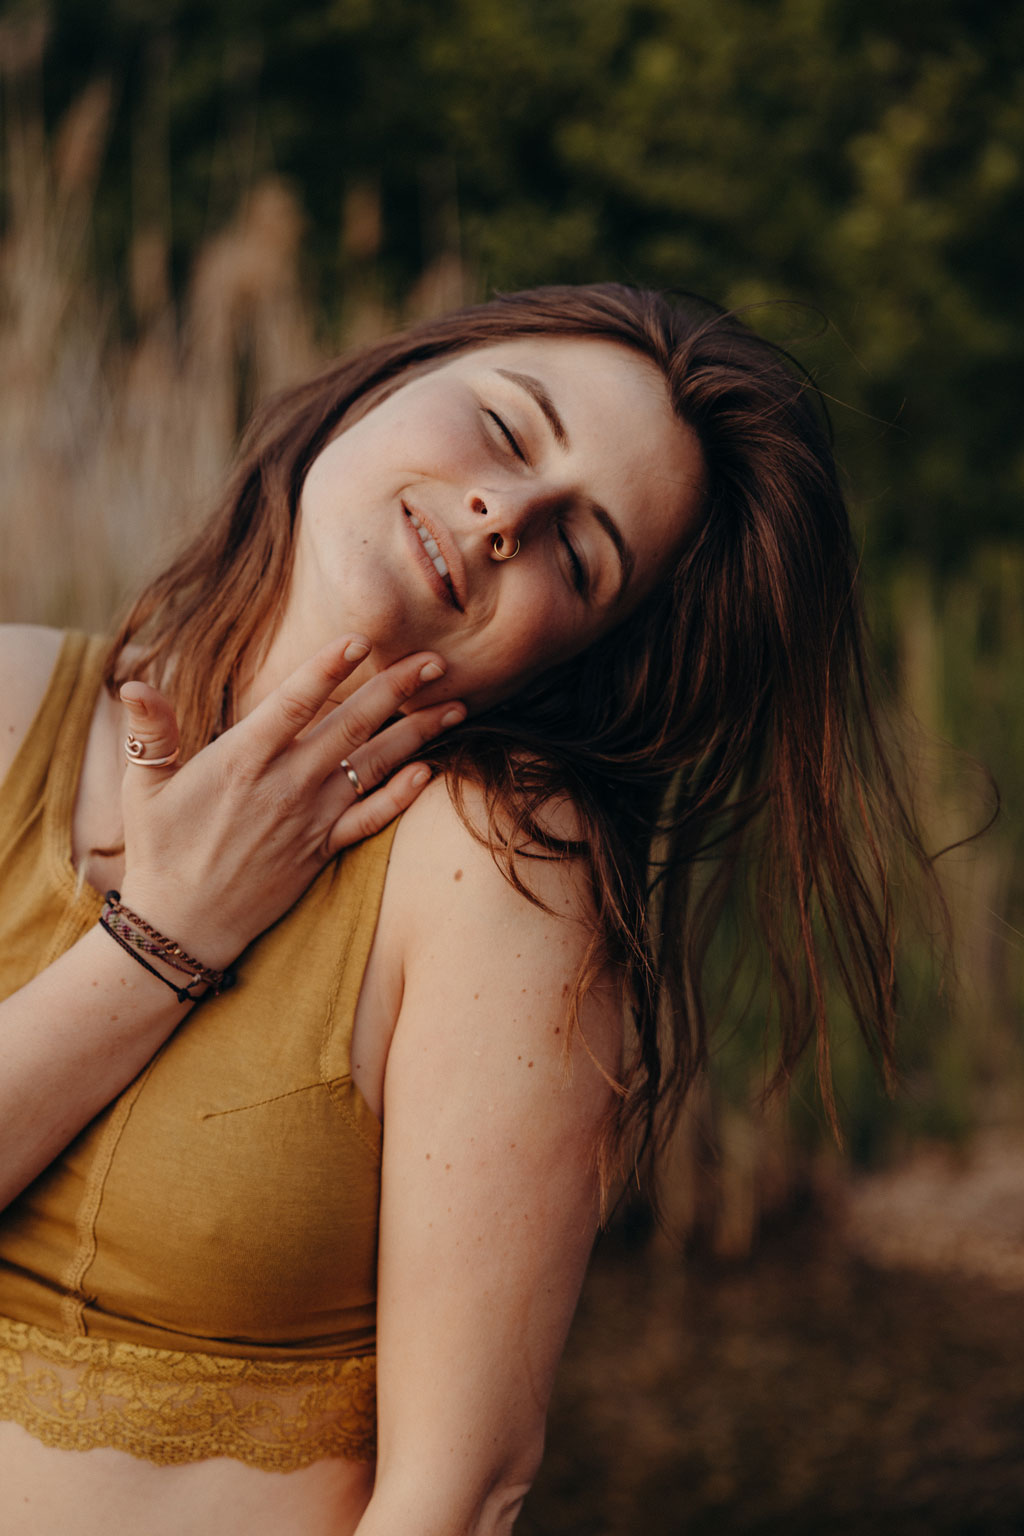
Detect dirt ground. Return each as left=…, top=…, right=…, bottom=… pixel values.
left=521, top=1134, right=1024, bottom=1535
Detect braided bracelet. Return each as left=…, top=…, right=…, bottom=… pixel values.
left=100, top=892, right=237, bottom=1004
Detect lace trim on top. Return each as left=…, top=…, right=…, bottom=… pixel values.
left=0, top=1316, right=376, bottom=1470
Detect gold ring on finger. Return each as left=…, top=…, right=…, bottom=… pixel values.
left=124, top=735, right=180, bottom=768
left=340, top=758, right=366, bottom=799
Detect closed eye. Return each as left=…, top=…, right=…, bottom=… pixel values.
left=559, top=525, right=587, bottom=597
left=486, top=410, right=527, bottom=463
left=484, top=405, right=585, bottom=596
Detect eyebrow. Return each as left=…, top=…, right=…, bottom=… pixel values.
left=496, top=368, right=569, bottom=447
left=495, top=367, right=637, bottom=603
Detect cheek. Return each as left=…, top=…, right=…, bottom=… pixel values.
left=382, top=397, right=483, bottom=478
left=460, top=598, right=590, bottom=708
left=500, top=607, right=563, bottom=671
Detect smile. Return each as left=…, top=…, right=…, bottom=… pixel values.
left=403, top=506, right=464, bottom=610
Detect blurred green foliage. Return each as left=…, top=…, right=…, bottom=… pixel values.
left=9, top=0, right=1022, bottom=566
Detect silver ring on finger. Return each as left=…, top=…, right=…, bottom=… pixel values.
left=124, top=735, right=180, bottom=769
left=340, top=757, right=366, bottom=799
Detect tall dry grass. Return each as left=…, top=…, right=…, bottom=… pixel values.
left=1, top=45, right=1020, bottom=1251
left=0, top=30, right=468, bottom=627
left=0, top=30, right=324, bottom=627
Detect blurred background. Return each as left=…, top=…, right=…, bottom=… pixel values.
left=1, top=0, right=1021, bottom=1528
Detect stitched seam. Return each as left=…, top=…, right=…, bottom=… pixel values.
left=59, top=1062, right=157, bottom=1335
left=325, top=1080, right=383, bottom=1161
left=200, top=1081, right=328, bottom=1119
left=317, top=845, right=385, bottom=1161
left=318, top=824, right=398, bottom=1129
left=317, top=857, right=365, bottom=1089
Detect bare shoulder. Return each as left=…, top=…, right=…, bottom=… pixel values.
left=384, top=773, right=621, bottom=1075
left=0, top=626, right=66, bottom=784
left=388, top=772, right=596, bottom=936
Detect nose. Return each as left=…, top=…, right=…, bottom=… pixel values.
left=465, top=484, right=563, bottom=562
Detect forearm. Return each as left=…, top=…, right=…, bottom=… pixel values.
left=354, top=1468, right=534, bottom=1536
left=0, top=922, right=194, bottom=1209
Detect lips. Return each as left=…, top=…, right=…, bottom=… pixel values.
left=402, top=503, right=466, bottom=611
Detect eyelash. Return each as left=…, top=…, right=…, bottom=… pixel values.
left=485, top=408, right=586, bottom=597
left=486, top=410, right=525, bottom=461
left=559, top=526, right=586, bottom=595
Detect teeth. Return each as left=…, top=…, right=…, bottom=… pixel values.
left=406, top=509, right=454, bottom=592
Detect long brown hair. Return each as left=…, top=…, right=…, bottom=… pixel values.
left=106, top=284, right=945, bottom=1161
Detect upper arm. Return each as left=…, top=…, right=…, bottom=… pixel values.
left=367, top=778, right=620, bottom=1531
left=0, top=626, right=65, bottom=786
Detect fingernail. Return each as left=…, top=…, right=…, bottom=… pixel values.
left=120, top=689, right=148, bottom=716
left=441, top=706, right=465, bottom=728
left=344, top=639, right=371, bottom=662
left=419, top=660, right=445, bottom=682
left=411, top=767, right=431, bottom=788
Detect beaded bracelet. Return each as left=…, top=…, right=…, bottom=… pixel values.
left=99, top=891, right=237, bottom=1005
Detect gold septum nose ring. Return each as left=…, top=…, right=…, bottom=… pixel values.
left=491, top=533, right=521, bottom=561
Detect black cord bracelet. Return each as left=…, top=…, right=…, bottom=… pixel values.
left=99, top=916, right=202, bottom=1005
left=99, top=891, right=237, bottom=1000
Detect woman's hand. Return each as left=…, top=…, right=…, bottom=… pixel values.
left=117, top=636, right=465, bottom=969
left=0, top=628, right=464, bottom=1210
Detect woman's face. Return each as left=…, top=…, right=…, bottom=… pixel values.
left=283, top=335, right=706, bottom=711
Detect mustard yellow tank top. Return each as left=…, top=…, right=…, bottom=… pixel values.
left=0, top=632, right=396, bottom=1469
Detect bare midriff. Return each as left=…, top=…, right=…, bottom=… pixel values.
left=0, top=1423, right=375, bottom=1536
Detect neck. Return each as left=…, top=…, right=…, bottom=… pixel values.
left=232, top=619, right=378, bottom=730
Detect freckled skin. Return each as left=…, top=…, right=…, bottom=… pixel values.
left=241, top=336, right=705, bottom=719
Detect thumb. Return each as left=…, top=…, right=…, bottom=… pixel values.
left=120, top=681, right=182, bottom=780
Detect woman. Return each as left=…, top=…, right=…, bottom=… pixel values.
left=0, top=284, right=934, bottom=1534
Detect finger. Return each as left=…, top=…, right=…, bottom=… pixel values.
left=300, top=654, right=454, bottom=781
left=244, top=636, right=374, bottom=759
left=325, top=763, right=435, bottom=854
left=119, top=681, right=182, bottom=784
left=325, top=654, right=452, bottom=762
left=333, top=701, right=466, bottom=796
left=245, top=639, right=449, bottom=763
